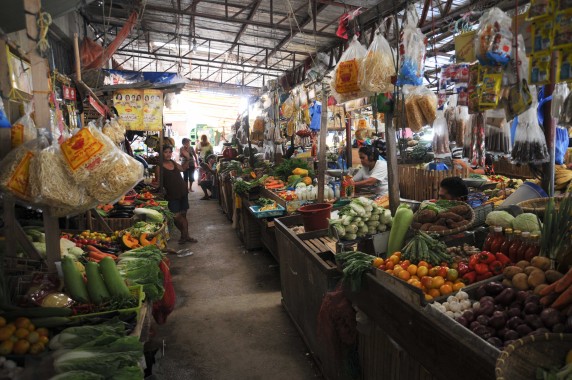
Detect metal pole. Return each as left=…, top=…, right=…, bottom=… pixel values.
left=344, top=105, right=352, bottom=168
left=317, top=84, right=328, bottom=202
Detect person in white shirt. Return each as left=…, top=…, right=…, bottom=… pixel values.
left=353, top=145, right=388, bottom=195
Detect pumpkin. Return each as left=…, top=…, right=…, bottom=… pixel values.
left=140, top=233, right=157, bottom=247
left=302, top=176, right=312, bottom=186
left=122, top=233, right=141, bottom=249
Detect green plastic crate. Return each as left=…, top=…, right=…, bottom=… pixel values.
left=70, top=285, right=145, bottom=322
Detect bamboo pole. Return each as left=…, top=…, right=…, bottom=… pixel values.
left=385, top=111, right=400, bottom=213
left=73, top=33, right=85, bottom=127
left=317, top=86, right=328, bottom=202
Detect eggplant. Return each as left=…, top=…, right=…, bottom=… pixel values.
left=489, top=311, right=507, bottom=329
left=476, top=315, right=490, bottom=326
left=487, top=337, right=503, bottom=348
left=477, top=302, right=495, bottom=317
left=462, top=310, right=475, bottom=323
left=456, top=316, right=468, bottom=327
left=540, top=308, right=562, bottom=328
left=524, top=314, right=544, bottom=329
left=525, top=294, right=541, bottom=305
left=473, top=325, right=492, bottom=339
left=484, top=282, right=505, bottom=296
left=480, top=296, right=495, bottom=304
left=92, top=244, right=119, bottom=254
left=552, top=323, right=566, bottom=333
left=516, top=324, right=533, bottom=337
left=504, top=330, right=519, bottom=341
left=475, top=285, right=487, bottom=299
left=532, top=327, right=550, bottom=336
left=516, top=290, right=529, bottom=303
left=497, top=328, right=510, bottom=339
left=523, top=302, right=541, bottom=315
left=494, top=304, right=506, bottom=312
left=470, top=321, right=481, bottom=331
left=495, top=288, right=516, bottom=306
left=508, top=308, right=522, bottom=318
left=507, top=316, right=524, bottom=330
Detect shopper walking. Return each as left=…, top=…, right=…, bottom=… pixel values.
left=198, top=154, right=216, bottom=200
left=180, top=138, right=198, bottom=192
left=154, top=145, right=198, bottom=244
left=197, top=134, right=214, bottom=162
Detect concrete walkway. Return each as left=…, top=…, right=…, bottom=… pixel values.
left=149, top=187, right=322, bottom=380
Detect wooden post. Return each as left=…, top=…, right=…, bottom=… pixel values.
left=24, top=0, right=60, bottom=272
left=344, top=105, right=352, bottom=167
left=541, top=51, right=557, bottom=195
left=317, top=86, right=328, bottom=202
left=385, top=111, right=400, bottom=214
left=0, top=40, right=12, bottom=160
left=73, top=33, right=85, bottom=128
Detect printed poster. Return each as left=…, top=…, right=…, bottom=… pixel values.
left=143, top=89, right=163, bottom=131
left=113, top=89, right=163, bottom=131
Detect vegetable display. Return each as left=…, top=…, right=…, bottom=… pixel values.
left=0, top=316, right=51, bottom=355
left=387, top=204, right=413, bottom=254
left=512, top=213, right=542, bottom=233
left=336, top=251, right=378, bottom=291
left=411, top=201, right=473, bottom=232
left=329, top=197, right=393, bottom=241
left=401, top=231, right=452, bottom=265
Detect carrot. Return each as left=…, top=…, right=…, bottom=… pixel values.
left=540, top=292, right=560, bottom=306
left=86, top=245, right=117, bottom=260
left=551, top=285, right=572, bottom=309
left=88, top=251, right=107, bottom=261
left=555, top=268, right=572, bottom=293
left=539, top=281, right=559, bottom=296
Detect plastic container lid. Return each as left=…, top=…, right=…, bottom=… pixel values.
left=494, top=226, right=503, bottom=232
left=504, top=228, right=513, bottom=233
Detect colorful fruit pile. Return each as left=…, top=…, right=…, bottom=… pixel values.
left=372, top=253, right=465, bottom=301
left=0, top=317, right=50, bottom=355
left=457, top=251, right=511, bottom=284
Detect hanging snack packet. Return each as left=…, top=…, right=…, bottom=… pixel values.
left=553, top=10, right=572, bottom=48
left=475, top=8, right=513, bottom=65
left=0, top=137, right=48, bottom=202
left=11, top=102, right=37, bottom=149
left=559, top=48, right=572, bottom=82
left=359, top=28, right=396, bottom=93
left=432, top=111, right=451, bottom=158
left=530, top=53, right=551, bottom=85
left=331, top=36, right=368, bottom=102
left=396, top=4, right=427, bottom=86
left=479, top=73, right=503, bottom=108
left=281, top=96, right=294, bottom=118
left=527, top=0, right=554, bottom=21
left=532, top=18, right=554, bottom=53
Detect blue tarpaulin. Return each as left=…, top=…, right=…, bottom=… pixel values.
left=103, top=70, right=182, bottom=85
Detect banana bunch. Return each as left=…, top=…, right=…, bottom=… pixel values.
left=556, top=165, right=572, bottom=190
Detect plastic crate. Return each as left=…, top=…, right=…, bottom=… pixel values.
left=249, top=204, right=286, bottom=219
left=473, top=203, right=494, bottom=226
left=70, top=285, right=145, bottom=322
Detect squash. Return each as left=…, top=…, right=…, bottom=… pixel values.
left=292, top=168, right=309, bottom=176
left=140, top=233, right=157, bottom=247
left=122, top=233, right=141, bottom=249
left=302, top=176, right=312, bottom=185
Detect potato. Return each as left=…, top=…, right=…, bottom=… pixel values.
left=411, top=222, right=423, bottom=230
left=438, top=212, right=463, bottom=222
left=512, top=273, right=529, bottom=291
left=417, top=209, right=437, bottom=224
left=503, top=266, right=523, bottom=280
left=534, top=284, right=548, bottom=295
left=545, top=270, right=564, bottom=284
left=502, top=279, right=513, bottom=288
left=516, top=260, right=531, bottom=269
left=524, top=266, right=538, bottom=275
left=527, top=270, right=546, bottom=288
left=531, top=256, right=551, bottom=271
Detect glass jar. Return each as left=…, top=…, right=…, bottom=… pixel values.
left=509, top=230, right=523, bottom=263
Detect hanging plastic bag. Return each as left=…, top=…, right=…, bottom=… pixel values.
left=402, top=86, right=438, bottom=132
left=469, top=113, right=486, bottom=167
left=396, top=4, right=426, bottom=86
left=330, top=36, right=368, bottom=103
left=0, top=136, right=48, bottom=202
left=102, top=117, right=126, bottom=145
left=281, top=96, right=294, bottom=118
left=475, top=8, right=513, bottom=66
left=555, top=127, right=570, bottom=165
left=511, top=92, right=550, bottom=165
left=11, top=102, right=37, bottom=149
left=432, top=111, right=451, bottom=158
left=359, top=28, right=396, bottom=93
left=453, top=105, right=469, bottom=148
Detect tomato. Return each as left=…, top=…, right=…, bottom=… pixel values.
left=446, top=268, right=459, bottom=282
left=437, top=266, right=448, bottom=278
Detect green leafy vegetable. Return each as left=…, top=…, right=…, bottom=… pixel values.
left=336, top=251, right=377, bottom=291
left=49, top=371, right=105, bottom=380
left=272, top=158, right=314, bottom=181
left=49, top=319, right=126, bottom=350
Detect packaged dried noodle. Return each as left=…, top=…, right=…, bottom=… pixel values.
left=359, top=29, right=395, bottom=93
left=330, top=36, right=369, bottom=103
left=102, top=117, right=126, bottom=145
left=11, top=102, right=37, bottom=149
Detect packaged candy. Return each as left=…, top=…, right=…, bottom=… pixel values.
left=479, top=73, right=503, bottom=108
left=531, top=18, right=553, bottom=53
left=558, top=48, right=572, bottom=82
left=553, top=10, right=572, bottom=48
left=530, top=53, right=551, bottom=85
left=527, top=0, right=554, bottom=21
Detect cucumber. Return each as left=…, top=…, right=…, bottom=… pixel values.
left=85, top=262, right=111, bottom=305
left=99, top=257, right=131, bottom=298
left=29, top=317, right=72, bottom=329
left=1, top=307, right=73, bottom=320
left=62, top=256, right=90, bottom=304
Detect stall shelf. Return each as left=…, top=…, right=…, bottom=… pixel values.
left=237, top=195, right=281, bottom=260
left=275, top=215, right=345, bottom=380
left=218, top=173, right=234, bottom=221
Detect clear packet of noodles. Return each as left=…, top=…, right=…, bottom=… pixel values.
left=359, top=27, right=396, bottom=94
left=0, top=136, right=49, bottom=203
left=330, top=36, right=369, bottom=103
left=29, top=142, right=96, bottom=218
left=11, top=102, right=37, bottom=149
left=102, top=117, right=126, bottom=145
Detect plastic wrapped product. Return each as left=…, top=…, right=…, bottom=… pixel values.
left=475, top=8, right=513, bottom=66
left=330, top=36, right=369, bottom=103
left=396, top=4, right=426, bottom=86
left=102, top=118, right=126, bottom=145
left=511, top=92, right=550, bottom=165
left=11, top=102, right=37, bottom=149
left=359, top=28, right=396, bottom=93
left=432, top=111, right=451, bottom=158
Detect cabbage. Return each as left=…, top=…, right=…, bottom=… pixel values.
left=49, top=371, right=104, bottom=380
left=485, top=211, right=515, bottom=228
left=512, top=213, right=542, bottom=233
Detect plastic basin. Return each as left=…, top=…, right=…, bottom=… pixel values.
left=298, top=203, right=333, bottom=232
left=501, top=182, right=548, bottom=207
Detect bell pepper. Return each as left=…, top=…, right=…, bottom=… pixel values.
left=495, top=253, right=511, bottom=266
left=489, top=260, right=504, bottom=275
left=469, top=254, right=479, bottom=270
left=475, top=263, right=490, bottom=275
left=478, top=251, right=496, bottom=264
left=462, top=271, right=477, bottom=284
left=457, top=261, right=470, bottom=276
left=476, top=271, right=493, bottom=282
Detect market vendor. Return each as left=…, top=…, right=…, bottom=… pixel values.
left=353, top=145, right=388, bottom=195
left=438, top=176, right=469, bottom=201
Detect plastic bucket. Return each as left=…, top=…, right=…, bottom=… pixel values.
left=298, top=203, right=333, bottom=232
left=501, top=182, right=548, bottom=206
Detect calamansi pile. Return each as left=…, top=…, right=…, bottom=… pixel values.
left=372, top=252, right=466, bottom=301
left=0, top=317, right=49, bottom=355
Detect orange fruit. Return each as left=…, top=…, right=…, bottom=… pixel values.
left=0, top=340, right=13, bottom=355
left=401, top=260, right=411, bottom=270
left=421, top=276, right=433, bottom=289
left=424, top=294, right=434, bottom=301
left=444, top=281, right=454, bottom=287
left=432, top=276, right=445, bottom=289
left=388, top=255, right=400, bottom=264
left=372, top=257, right=384, bottom=267
left=412, top=280, right=423, bottom=289
left=12, top=339, right=30, bottom=355
left=407, top=264, right=418, bottom=275
left=428, top=266, right=440, bottom=277
left=39, top=336, right=49, bottom=345
left=14, top=317, right=30, bottom=330
left=418, top=260, right=429, bottom=268
left=453, top=282, right=466, bottom=291
left=428, top=288, right=441, bottom=298
left=0, top=316, right=6, bottom=328
left=36, top=328, right=49, bottom=337
left=26, top=331, right=40, bottom=344
left=439, top=284, right=453, bottom=295
left=393, top=252, right=402, bottom=259
left=0, top=326, right=13, bottom=341
left=385, top=269, right=394, bottom=275
left=14, top=328, right=29, bottom=339
left=385, top=261, right=395, bottom=270
left=393, top=265, right=404, bottom=273
left=5, top=324, right=16, bottom=334
left=411, top=275, right=419, bottom=281
left=446, top=268, right=459, bottom=282
left=398, top=270, right=411, bottom=281
left=27, top=324, right=35, bottom=332
left=416, top=266, right=428, bottom=277
left=28, top=342, right=45, bottom=355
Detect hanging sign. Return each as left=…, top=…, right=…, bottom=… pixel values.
left=89, top=95, right=107, bottom=117
left=113, top=89, right=163, bottom=131
left=143, top=89, right=163, bottom=131
left=63, top=85, right=76, bottom=101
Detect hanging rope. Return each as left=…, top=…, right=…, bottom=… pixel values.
left=36, top=10, right=52, bottom=57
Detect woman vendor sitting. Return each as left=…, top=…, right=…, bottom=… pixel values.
left=353, top=145, right=388, bottom=195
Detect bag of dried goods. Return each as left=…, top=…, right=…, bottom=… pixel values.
left=102, top=118, right=126, bottom=145
left=396, top=4, right=427, bottom=86
left=0, top=136, right=48, bottom=202
left=281, top=96, right=294, bottom=118
left=11, top=102, right=37, bottom=149
left=511, top=89, right=550, bottom=165
left=432, top=111, right=451, bottom=158
left=331, top=36, right=368, bottom=103
left=475, top=8, right=513, bottom=66
left=402, top=86, right=438, bottom=132
left=359, top=28, right=395, bottom=93
left=29, top=143, right=96, bottom=217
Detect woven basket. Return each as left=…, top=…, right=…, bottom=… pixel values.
left=411, top=201, right=476, bottom=236
left=496, top=333, right=572, bottom=380
left=517, top=197, right=563, bottom=217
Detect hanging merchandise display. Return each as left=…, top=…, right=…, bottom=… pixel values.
left=396, top=4, right=427, bottom=86
left=432, top=111, right=451, bottom=158
left=10, top=102, right=37, bottom=149
left=102, top=118, right=127, bottom=145
left=401, top=85, right=438, bottom=132
left=475, top=7, right=513, bottom=66
left=359, top=27, right=396, bottom=94
left=485, top=110, right=512, bottom=154
left=309, top=100, right=322, bottom=131
left=511, top=89, right=550, bottom=165
left=331, top=36, right=368, bottom=103
left=469, top=113, right=486, bottom=167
